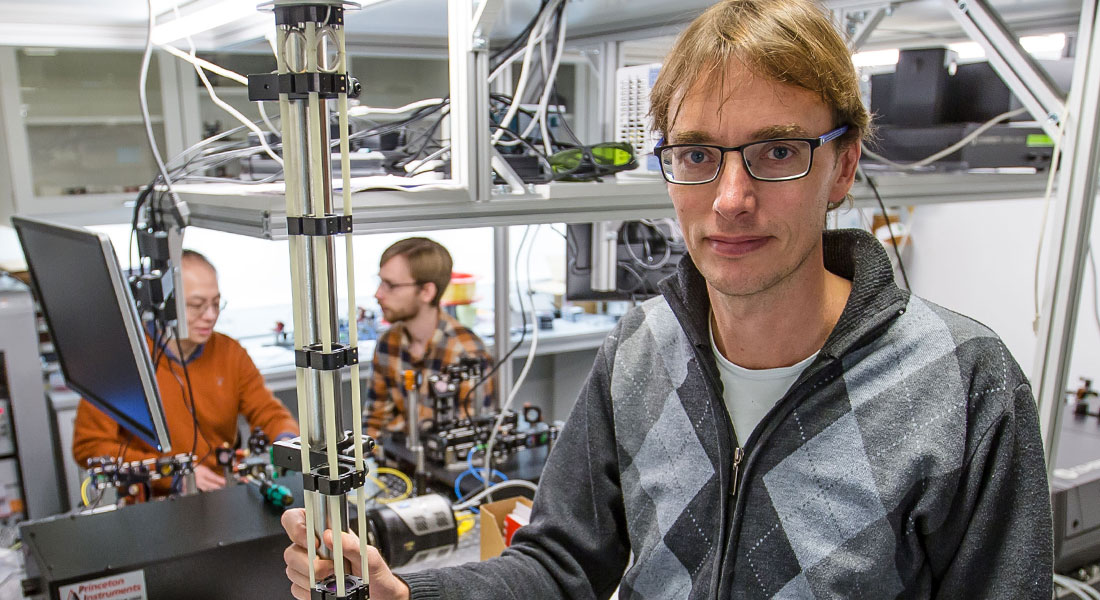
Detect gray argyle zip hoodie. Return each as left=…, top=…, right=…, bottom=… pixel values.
left=402, top=228, right=1053, bottom=599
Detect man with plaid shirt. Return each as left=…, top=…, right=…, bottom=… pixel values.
left=365, top=237, right=493, bottom=438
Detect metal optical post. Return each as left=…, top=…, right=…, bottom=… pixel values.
left=250, top=1, right=372, bottom=598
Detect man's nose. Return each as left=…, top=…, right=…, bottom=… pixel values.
left=712, top=153, right=757, bottom=218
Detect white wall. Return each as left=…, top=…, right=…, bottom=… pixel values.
left=88, top=223, right=566, bottom=334
left=882, top=196, right=1100, bottom=391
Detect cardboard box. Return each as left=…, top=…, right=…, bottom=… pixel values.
left=479, top=496, right=533, bottom=561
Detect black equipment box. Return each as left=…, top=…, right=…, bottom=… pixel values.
left=380, top=431, right=549, bottom=497
left=866, top=50, right=1070, bottom=171
left=20, top=479, right=301, bottom=599
left=869, top=124, right=1053, bottom=171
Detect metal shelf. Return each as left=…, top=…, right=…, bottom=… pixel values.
left=850, top=171, right=1051, bottom=208
left=179, top=171, right=1051, bottom=238
left=179, top=176, right=677, bottom=239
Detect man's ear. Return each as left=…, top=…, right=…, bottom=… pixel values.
left=419, top=282, right=437, bottom=305
left=829, top=141, right=861, bottom=205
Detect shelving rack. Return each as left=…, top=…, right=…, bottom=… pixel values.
left=0, top=0, right=1095, bottom=469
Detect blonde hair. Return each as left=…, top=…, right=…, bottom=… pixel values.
left=380, top=237, right=453, bottom=307
left=650, top=0, right=870, bottom=152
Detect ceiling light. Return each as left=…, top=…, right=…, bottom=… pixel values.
left=151, top=1, right=260, bottom=46
left=852, top=49, right=899, bottom=68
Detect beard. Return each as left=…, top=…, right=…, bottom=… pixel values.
left=700, top=239, right=817, bottom=299
left=381, top=303, right=419, bottom=323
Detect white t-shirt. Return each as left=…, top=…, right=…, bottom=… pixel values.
left=709, top=322, right=819, bottom=442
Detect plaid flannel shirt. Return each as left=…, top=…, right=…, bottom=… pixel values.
left=366, top=310, right=494, bottom=437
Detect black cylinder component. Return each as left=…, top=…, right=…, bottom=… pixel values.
left=364, top=494, right=457, bottom=568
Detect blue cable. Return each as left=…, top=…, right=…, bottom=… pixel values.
left=466, top=447, right=481, bottom=480
left=454, top=465, right=509, bottom=501
left=455, top=469, right=473, bottom=499
left=466, top=448, right=510, bottom=484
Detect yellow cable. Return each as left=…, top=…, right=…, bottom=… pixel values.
left=366, top=475, right=391, bottom=495
left=456, top=517, right=475, bottom=537
left=374, top=467, right=412, bottom=501
left=80, top=477, right=92, bottom=507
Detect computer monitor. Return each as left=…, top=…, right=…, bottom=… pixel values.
left=12, top=216, right=171, bottom=452
left=565, top=220, right=685, bottom=302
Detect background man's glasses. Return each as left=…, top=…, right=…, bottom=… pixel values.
left=549, top=142, right=637, bottom=181
left=186, top=299, right=227, bottom=317
left=375, top=277, right=422, bottom=293
left=654, top=125, right=849, bottom=184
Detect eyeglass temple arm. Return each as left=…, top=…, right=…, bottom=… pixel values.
left=819, top=125, right=849, bottom=144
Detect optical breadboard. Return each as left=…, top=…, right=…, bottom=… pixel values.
left=614, top=63, right=662, bottom=176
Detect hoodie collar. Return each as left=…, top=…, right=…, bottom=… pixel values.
left=659, top=228, right=910, bottom=361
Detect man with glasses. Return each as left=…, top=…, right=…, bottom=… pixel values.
left=365, top=237, right=493, bottom=438
left=73, top=250, right=298, bottom=492
left=284, top=0, right=1051, bottom=597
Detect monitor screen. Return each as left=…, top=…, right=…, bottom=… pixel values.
left=565, top=220, right=685, bottom=302
left=12, top=216, right=171, bottom=452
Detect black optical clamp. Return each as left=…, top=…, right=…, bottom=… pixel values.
left=130, top=184, right=190, bottom=338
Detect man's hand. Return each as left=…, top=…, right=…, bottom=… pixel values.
left=193, top=465, right=226, bottom=491
left=281, top=508, right=410, bottom=600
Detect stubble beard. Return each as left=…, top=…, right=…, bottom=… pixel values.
left=699, top=236, right=818, bottom=300
left=382, top=303, right=418, bottom=323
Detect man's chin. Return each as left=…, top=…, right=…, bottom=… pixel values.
left=701, top=265, right=781, bottom=298
left=381, top=310, right=407, bottom=323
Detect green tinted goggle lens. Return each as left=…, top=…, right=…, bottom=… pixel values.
left=550, top=149, right=584, bottom=173
left=590, top=144, right=633, bottom=166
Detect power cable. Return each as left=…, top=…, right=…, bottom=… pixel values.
left=858, top=167, right=912, bottom=291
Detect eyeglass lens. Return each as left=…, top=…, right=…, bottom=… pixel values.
left=187, top=300, right=226, bottom=315
left=659, top=139, right=813, bottom=183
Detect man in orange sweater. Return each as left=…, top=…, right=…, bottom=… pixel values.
left=72, top=250, right=298, bottom=491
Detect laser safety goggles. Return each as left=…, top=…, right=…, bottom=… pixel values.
left=549, top=142, right=638, bottom=181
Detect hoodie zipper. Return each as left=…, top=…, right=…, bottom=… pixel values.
left=730, top=446, right=745, bottom=498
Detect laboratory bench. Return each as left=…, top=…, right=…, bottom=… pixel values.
left=47, top=310, right=616, bottom=512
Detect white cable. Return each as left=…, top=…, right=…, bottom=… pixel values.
left=1054, top=574, right=1100, bottom=600
left=488, top=9, right=557, bottom=84
left=1056, top=580, right=1093, bottom=600
left=163, top=9, right=283, bottom=166
left=191, top=59, right=283, bottom=165
left=494, top=4, right=561, bottom=148
left=538, top=13, right=550, bottom=81
left=167, top=124, right=248, bottom=168
left=404, top=145, right=450, bottom=174
left=1032, top=111, right=1069, bottom=332
left=624, top=223, right=672, bottom=270
left=348, top=98, right=445, bottom=116
left=453, top=479, right=539, bottom=510
left=258, top=101, right=280, bottom=138
left=158, top=44, right=248, bottom=84
left=491, top=0, right=562, bottom=145
left=141, top=0, right=176, bottom=198
left=861, top=107, right=1028, bottom=170
left=519, top=9, right=567, bottom=155
left=484, top=226, right=541, bottom=488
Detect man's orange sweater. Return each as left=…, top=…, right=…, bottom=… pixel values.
left=72, top=332, right=298, bottom=471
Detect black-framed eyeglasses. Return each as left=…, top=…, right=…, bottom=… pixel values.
left=549, top=142, right=638, bottom=181
left=375, top=276, right=422, bottom=294
left=654, top=125, right=849, bottom=184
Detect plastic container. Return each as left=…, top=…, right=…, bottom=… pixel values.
left=441, top=272, right=477, bottom=305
